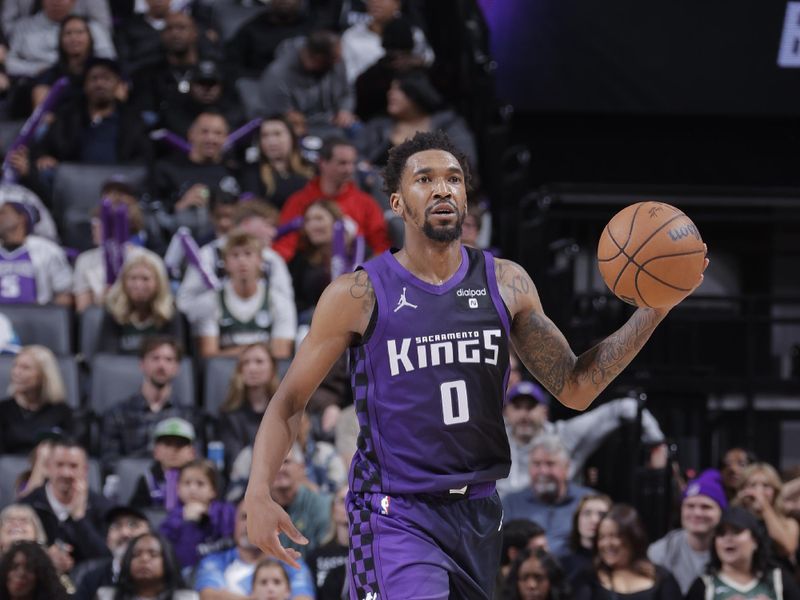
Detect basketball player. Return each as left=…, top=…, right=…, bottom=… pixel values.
left=245, top=131, right=706, bottom=599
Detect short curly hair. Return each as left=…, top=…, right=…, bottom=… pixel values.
left=382, top=131, right=472, bottom=196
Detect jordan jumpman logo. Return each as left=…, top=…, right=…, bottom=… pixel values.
left=394, top=287, right=418, bottom=312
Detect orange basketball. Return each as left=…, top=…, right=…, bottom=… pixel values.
left=597, top=201, right=705, bottom=308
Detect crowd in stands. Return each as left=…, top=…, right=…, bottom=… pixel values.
left=0, top=0, right=798, bottom=599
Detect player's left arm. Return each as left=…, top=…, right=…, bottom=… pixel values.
left=497, top=258, right=670, bottom=411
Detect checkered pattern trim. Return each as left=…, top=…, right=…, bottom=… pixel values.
left=348, top=492, right=381, bottom=598
left=349, top=346, right=381, bottom=493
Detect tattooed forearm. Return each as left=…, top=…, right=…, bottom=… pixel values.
left=348, top=270, right=375, bottom=314
left=514, top=311, right=577, bottom=395
left=576, top=308, right=662, bottom=388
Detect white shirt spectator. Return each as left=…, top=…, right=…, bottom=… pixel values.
left=0, top=235, right=72, bottom=304
left=341, top=19, right=434, bottom=83
left=0, top=184, right=59, bottom=242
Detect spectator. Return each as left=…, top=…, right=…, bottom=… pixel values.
left=461, top=198, right=485, bottom=249
left=159, top=459, right=236, bottom=569
left=96, top=532, right=198, bottom=599
left=503, top=434, right=594, bottom=558
left=0, top=201, right=72, bottom=306
left=0, top=505, right=47, bottom=552
left=191, top=231, right=297, bottom=359
left=100, top=336, right=196, bottom=465
left=5, top=0, right=114, bottom=79
left=0, top=540, right=68, bottom=600
left=194, top=499, right=314, bottom=599
left=356, top=71, right=477, bottom=168
left=2, top=0, right=111, bottom=40
left=0, top=345, right=73, bottom=455
left=505, top=547, right=571, bottom=600
left=96, top=252, right=185, bottom=355
left=340, top=0, right=432, bottom=84
left=306, top=485, right=348, bottom=600
left=176, top=201, right=296, bottom=359
left=272, top=444, right=331, bottom=558
left=114, top=0, right=170, bottom=74
left=354, top=16, right=421, bottom=121
left=0, top=312, right=20, bottom=353
left=130, top=417, right=198, bottom=511
left=0, top=183, right=59, bottom=242
left=225, top=0, right=315, bottom=80
left=73, top=182, right=153, bottom=312
left=573, top=505, right=681, bottom=600
left=32, top=58, right=151, bottom=174
left=14, top=440, right=55, bottom=499
left=495, top=519, right=550, bottom=599
left=720, top=447, right=756, bottom=501
left=257, top=30, right=355, bottom=136
left=647, top=470, right=725, bottom=594
left=218, top=342, right=278, bottom=470
left=274, top=136, right=389, bottom=262
left=239, top=115, right=315, bottom=209
left=151, top=111, right=240, bottom=216
left=734, top=462, right=800, bottom=564
left=562, top=494, right=612, bottom=582
left=160, top=60, right=244, bottom=140
left=685, top=506, right=800, bottom=600
left=497, top=381, right=665, bottom=497
left=72, top=506, right=151, bottom=600
left=21, top=439, right=112, bottom=564
left=195, top=188, right=238, bottom=247
left=297, top=412, right=346, bottom=494
left=31, top=15, right=95, bottom=110
left=251, top=558, right=294, bottom=600
left=130, top=11, right=201, bottom=119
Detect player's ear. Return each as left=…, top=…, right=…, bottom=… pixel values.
left=389, top=192, right=403, bottom=216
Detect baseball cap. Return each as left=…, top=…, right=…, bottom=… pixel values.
left=4, top=201, right=40, bottom=234
left=717, top=506, right=760, bottom=534
left=153, top=417, right=195, bottom=443
left=85, top=57, right=123, bottom=78
left=506, top=381, right=550, bottom=406
left=683, top=468, right=728, bottom=510
left=191, top=61, right=222, bottom=84
left=104, top=505, right=149, bottom=526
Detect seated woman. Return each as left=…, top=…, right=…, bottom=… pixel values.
left=734, top=462, right=800, bottom=567
left=562, top=494, right=612, bottom=582
left=686, top=506, right=800, bottom=600
left=31, top=16, right=96, bottom=110
left=0, top=505, right=46, bottom=553
left=97, top=252, right=185, bottom=355
left=355, top=71, right=478, bottom=169
left=218, top=342, right=279, bottom=469
left=573, top=504, right=682, bottom=600
left=239, top=115, right=315, bottom=209
left=0, top=540, right=67, bottom=599
left=506, top=547, right=572, bottom=600
left=0, top=346, right=73, bottom=454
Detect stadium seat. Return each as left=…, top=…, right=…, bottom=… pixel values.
left=0, top=454, right=102, bottom=508
left=51, top=163, right=148, bottom=252
left=210, top=0, right=267, bottom=42
left=202, top=356, right=238, bottom=418
left=78, top=305, right=105, bottom=360
left=0, top=355, right=81, bottom=409
left=88, top=353, right=196, bottom=415
left=114, top=457, right=152, bottom=505
left=0, top=304, right=72, bottom=355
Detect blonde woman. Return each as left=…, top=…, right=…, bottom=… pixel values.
left=98, top=252, right=184, bottom=355
left=0, top=346, right=72, bottom=454
left=218, top=343, right=279, bottom=468
left=0, top=504, right=47, bottom=552
left=735, top=462, right=800, bottom=560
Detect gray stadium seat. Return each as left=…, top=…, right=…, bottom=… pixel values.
left=0, top=305, right=72, bottom=355
left=78, top=306, right=105, bottom=360
left=51, top=163, right=148, bottom=251
left=114, top=457, right=152, bottom=505
left=89, top=353, right=196, bottom=415
left=210, top=0, right=267, bottom=41
left=0, top=455, right=102, bottom=509
left=202, top=356, right=238, bottom=418
left=0, top=355, right=81, bottom=409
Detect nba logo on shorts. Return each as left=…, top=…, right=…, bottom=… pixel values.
left=469, top=298, right=478, bottom=308
left=380, top=495, right=391, bottom=515
left=363, top=593, right=379, bottom=600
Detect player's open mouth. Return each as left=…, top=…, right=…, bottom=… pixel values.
left=430, top=203, right=456, bottom=215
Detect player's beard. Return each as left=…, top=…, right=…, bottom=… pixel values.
left=422, top=209, right=465, bottom=243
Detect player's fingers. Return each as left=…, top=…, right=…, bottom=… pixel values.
left=280, top=515, right=309, bottom=546
left=270, top=535, right=302, bottom=570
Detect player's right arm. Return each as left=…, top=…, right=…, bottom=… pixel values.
left=243, top=269, right=374, bottom=568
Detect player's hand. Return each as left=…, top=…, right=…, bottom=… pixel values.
left=244, top=495, right=308, bottom=569
left=653, top=244, right=709, bottom=315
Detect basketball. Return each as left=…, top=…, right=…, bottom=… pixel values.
left=597, top=201, right=705, bottom=308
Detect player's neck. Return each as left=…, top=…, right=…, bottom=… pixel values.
left=396, top=239, right=463, bottom=286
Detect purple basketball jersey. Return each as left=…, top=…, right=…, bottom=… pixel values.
left=0, top=247, right=37, bottom=304
left=349, top=246, right=511, bottom=495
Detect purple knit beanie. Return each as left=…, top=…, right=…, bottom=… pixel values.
left=683, top=468, right=728, bottom=509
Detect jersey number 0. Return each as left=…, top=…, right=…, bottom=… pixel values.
left=440, top=380, right=470, bottom=425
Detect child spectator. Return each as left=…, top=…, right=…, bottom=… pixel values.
left=159, top=459, right=236, bottom=569
left=251, top=558, right=292, bottom=600
left=130, top=417, right=197, bottom=511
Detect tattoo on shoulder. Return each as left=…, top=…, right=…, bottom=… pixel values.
left=495, top=260, right=534, bottom=307
left=348, top=270, right=375, bottom=314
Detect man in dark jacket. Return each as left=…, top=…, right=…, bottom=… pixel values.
left=34, top=57, right=152, bottom=169
left=21, top=439, right=112, bottom=565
